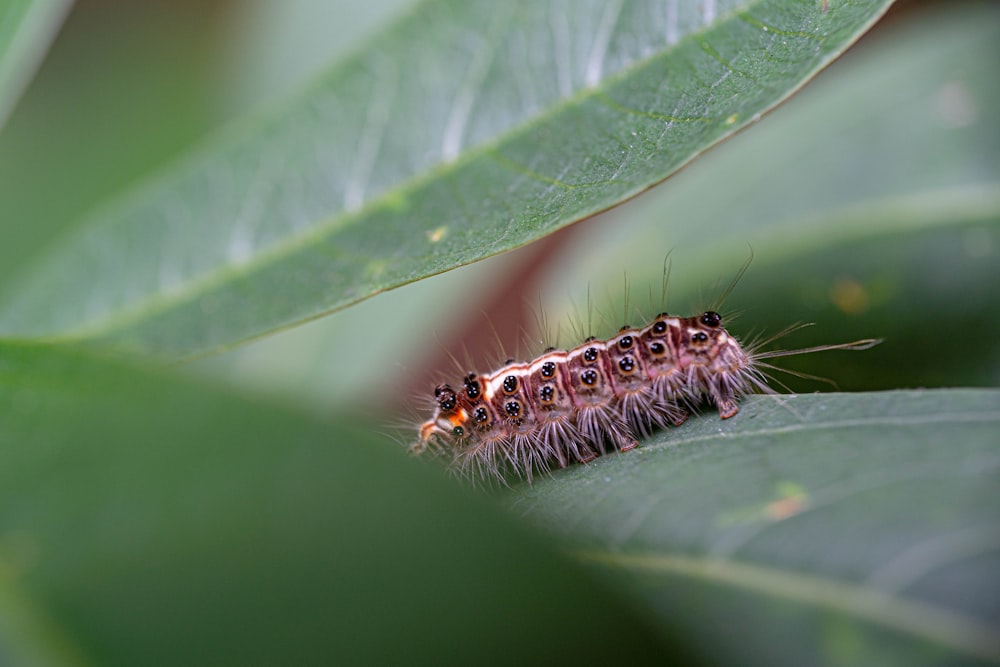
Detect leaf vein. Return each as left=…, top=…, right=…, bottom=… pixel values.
left=577, top=550, right=1000, bottom=662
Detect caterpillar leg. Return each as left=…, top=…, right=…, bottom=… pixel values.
left=717, top=398, right=739, bottom=419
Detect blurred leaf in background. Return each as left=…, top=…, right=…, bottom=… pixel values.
left=0, top=0, right=70, bottom=129
left=0, top=1, right=233, bottom=285
left=0, top=341, right=685, bottom=665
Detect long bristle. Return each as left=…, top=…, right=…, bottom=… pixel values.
left=711, top=246, right=753, bottom=312
left=749, top=362, right=811, bottom=393
left=754, top=338, right=882, bottom=360
left=660, top=251, right=673, bottom=312
left=745, top=321, right=815, bottom=352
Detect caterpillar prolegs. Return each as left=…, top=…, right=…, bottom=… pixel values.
left=412, top=308, right=878, bottom=485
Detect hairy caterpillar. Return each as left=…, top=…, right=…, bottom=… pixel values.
left=411, top=285, right=878, bottom=484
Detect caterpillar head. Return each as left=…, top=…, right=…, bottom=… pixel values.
left=412, top=383, right=469, bottom=454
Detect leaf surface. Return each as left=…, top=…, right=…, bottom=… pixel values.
left=0, top=341, right=691, bottom=665
left=511, top=390, right=1000, bottom=666
left=0, top=0, right=894, bottom=357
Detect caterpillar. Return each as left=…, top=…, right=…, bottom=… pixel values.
left=411, top=297, right=878, bottom=485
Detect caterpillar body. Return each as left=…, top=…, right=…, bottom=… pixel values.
left=412, top=308, right=877, bottom=484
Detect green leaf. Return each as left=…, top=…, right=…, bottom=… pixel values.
left=0, top=0, right=894, bottom=357
left=559, top=4, right=1000, bottom=292
left=0, top=340, right=695, bottom=665
left=0, top=0, right=69, bottom=130
left=510, top=390, right=1000, bottom=667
